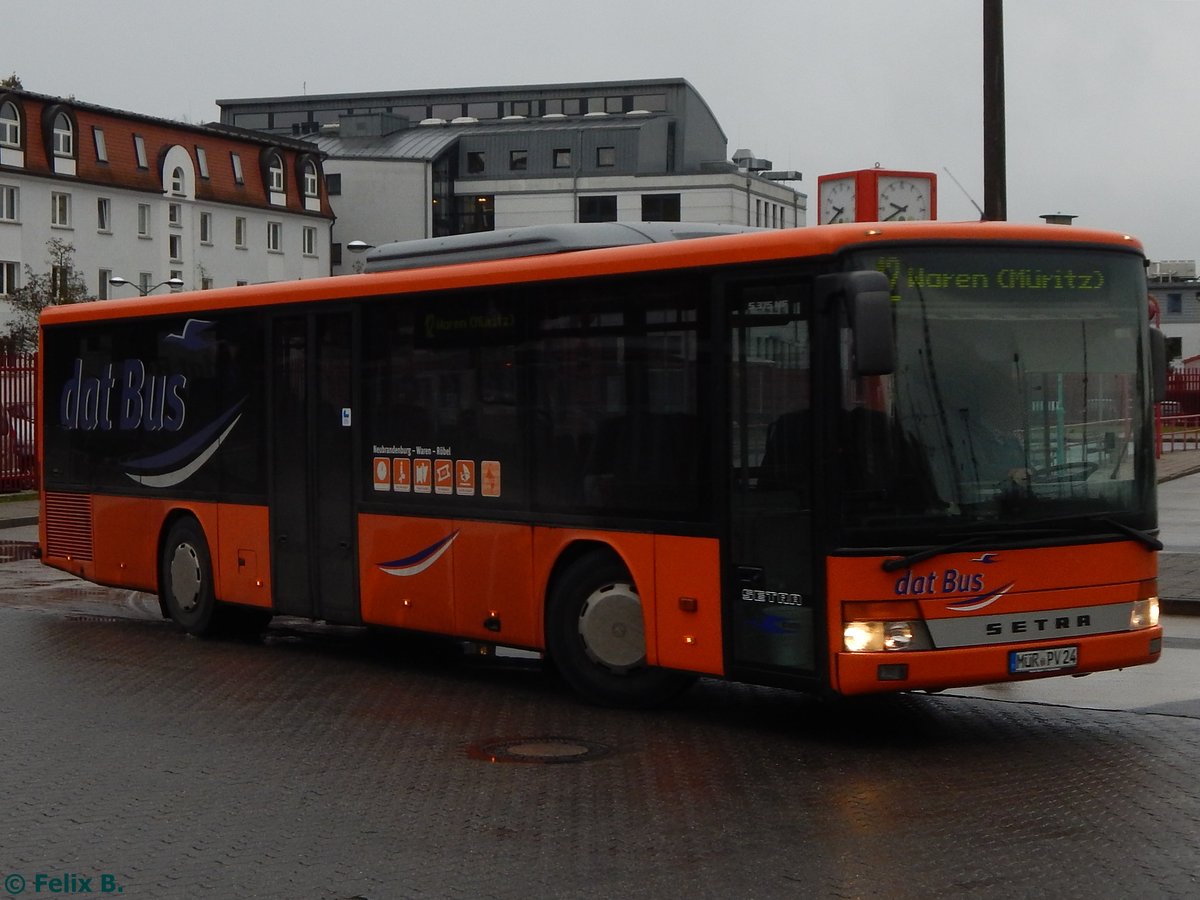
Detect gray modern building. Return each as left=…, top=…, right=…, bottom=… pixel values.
left=219, top=79, right=805, bottom=274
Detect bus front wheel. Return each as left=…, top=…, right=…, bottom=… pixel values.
left=546, top=552, right=694, bottom=707
left=161, top=518, right=219, bottom=636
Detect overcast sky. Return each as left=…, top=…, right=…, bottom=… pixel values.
left=8, top=0, right=1198, bottom=258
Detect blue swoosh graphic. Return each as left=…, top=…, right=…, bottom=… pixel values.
left=378, top=531, right=460, bottom=577
left=123, top=399, right=245, bottom=488
left=164, top=319, right=216, bottom=351
left=946, top=581, right=1015, bottom=612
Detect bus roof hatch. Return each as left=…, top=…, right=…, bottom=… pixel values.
left=362, top=222, right=761, bottom=273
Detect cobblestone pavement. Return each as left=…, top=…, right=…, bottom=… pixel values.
left=0, top=560, right=1198, bottom=899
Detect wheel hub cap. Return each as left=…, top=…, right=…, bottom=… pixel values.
left=577, top=582, right=645, bottom=672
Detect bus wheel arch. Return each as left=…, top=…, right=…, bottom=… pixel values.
left=544, top=544, right=694, bottom=708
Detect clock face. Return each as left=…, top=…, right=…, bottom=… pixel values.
left=876, top=176, right=932, bottom=221
left=819, top=177, right=857, bottom=224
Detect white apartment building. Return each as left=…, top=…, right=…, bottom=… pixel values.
left=0, top=87, right=334, bottom=332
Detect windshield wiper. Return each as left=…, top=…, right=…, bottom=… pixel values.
left=881, top=534, right=995, bottom=572
left=1009, top=511, right=1162, bottom=551
left=879, top=513, right=1161, bottom=573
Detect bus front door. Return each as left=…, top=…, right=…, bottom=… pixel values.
left=269, top=312, right=360, bottom=623
left=727, top=283, right=817, bottom=674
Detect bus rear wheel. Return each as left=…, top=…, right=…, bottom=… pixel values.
left=546, top=552, right=694, bottom=708
left=161, top=517, right=220, bottom=636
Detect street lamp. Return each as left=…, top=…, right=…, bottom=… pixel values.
left=109, top=276, right=184, bottom=296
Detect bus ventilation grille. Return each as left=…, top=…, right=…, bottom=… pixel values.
left=44, top=492, right=94, bottom=561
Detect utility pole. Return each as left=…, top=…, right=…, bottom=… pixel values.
left=983, top=0, right=1006, bottom=220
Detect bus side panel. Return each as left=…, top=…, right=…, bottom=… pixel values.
left=90, top=497, right=228, bottom=597
left=452, top=521, right=536, bottom=647
left=532, top=528, right=657, bottom=662
left=358, top=513, right=456, bottom=634
left=91, top=495, right=170, bottom=591
left=215, top=504, right=272, bottom=609
left=653, top=535, right=724, bottom=676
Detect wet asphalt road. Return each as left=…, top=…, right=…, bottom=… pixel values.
left=0, top=548, right=1198, bottom=898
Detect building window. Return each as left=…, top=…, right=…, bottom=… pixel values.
left=170, top=167, right=186, bottom=196
left=195, top=146, right=209, bottom=179
left=641, top=193, right=680, bottom=222
left=98, top=268, right=111, bottom=300
left=0, top=261, right=17, bottom=296
left=199, top=212, right=212, bottom=244
left=133, top=135, right=148, bottom=168
left=231, top=153, right=244, bottom=185
left=268, top=154, right=284, bottom=192
left=1168, top=293, right=1183, bottom=315
left=267, top=220, right=282, bottom=252
left=596, top=146, right=615, bottom=168
left=137, top=203, right=151, bottom=237
left=326, top=173, right=341, bottom=195
left=235, top=216, right=247, bottom=248
left=302, top=225, right=317, bottom=256
left=52, top=113, right=73, bottom=157
left=168, top=202, right=182, bottom=227
left=138, top=273, right=153, bottom=295
left=509, top=149, right=527, bottom=171
left=0, top=184, right=17, bottom=221
left=97, top=197, right=111, bottom=232
left=553, top=148, right=571, bottom=169
left=466, top=151, right=485, bottom=174
left=169, top=233, right=183, bottom=262
left=92, top=127, right=107, bottom=162
left=51, top=192, right=71, bottom=227
left=202, top=276, right=214, bottom=290
left=303, top=160, right=319, bottom=198
left=579, top=195, right=617, bottom=223
left=0, top=101, right=19, bottom=147
left=451, top=195, right=494, bottom=234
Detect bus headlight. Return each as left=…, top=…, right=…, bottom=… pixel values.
left=1130, top=597, right=1160, bottom=630
left=843, top=620, right=932, bottom=652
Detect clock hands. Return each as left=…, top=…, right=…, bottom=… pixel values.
left=883, top=203, right=908, bottom=221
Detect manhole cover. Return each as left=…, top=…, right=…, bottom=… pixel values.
left=467, top=736, right=612, bottom=764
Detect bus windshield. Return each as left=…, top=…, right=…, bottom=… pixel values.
left=838, top=245, right=1155, bottom=546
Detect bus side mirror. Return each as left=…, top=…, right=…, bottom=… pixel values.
left=1150, top=327, right=1168, bottom=402
left=829, top=270, right=896, bottom=376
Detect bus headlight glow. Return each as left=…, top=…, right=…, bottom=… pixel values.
left=1130, top=597, right=1160, bottom=630
left=843, top=620, right=931, bottom=652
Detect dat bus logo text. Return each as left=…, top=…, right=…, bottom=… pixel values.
left=59, top=358, right=187, bottom=433
left=893, top=568, right=985, bottom=596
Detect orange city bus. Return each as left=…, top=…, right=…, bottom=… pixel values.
left=38, top=221, right=1165, bottom=706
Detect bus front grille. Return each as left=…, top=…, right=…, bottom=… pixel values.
left=44, top=492, right=94, bottom=561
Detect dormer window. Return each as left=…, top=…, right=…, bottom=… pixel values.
left=52, top=112, right=73, bottom=157
left=268, top=154, right=284, bottom=192
left=170, top=166, right=186, bottom=196
left=266, top=151, right=286, bottom=206
left=303, top=160, right=318, bottom=198
left=301, top=158, right=321, bottom=212
left=0, top=101, right=19, bottom=147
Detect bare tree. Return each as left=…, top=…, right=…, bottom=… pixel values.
left=5, top=238, right=92, bottom=351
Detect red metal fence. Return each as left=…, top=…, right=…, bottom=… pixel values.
left=0, top=354, right=35, bottom=493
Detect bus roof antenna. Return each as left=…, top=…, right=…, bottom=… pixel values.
left=943, top=167, right=985, bottom=220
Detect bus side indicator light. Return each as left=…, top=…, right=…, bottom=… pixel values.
left=679, top=596, right=698, bottom=613
left=877, top=664, right=908, bottom=681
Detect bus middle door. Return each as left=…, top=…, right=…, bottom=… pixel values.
left=269, top=312, right=360, bottom=624
left=727, top=281, right=817, bottom=675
